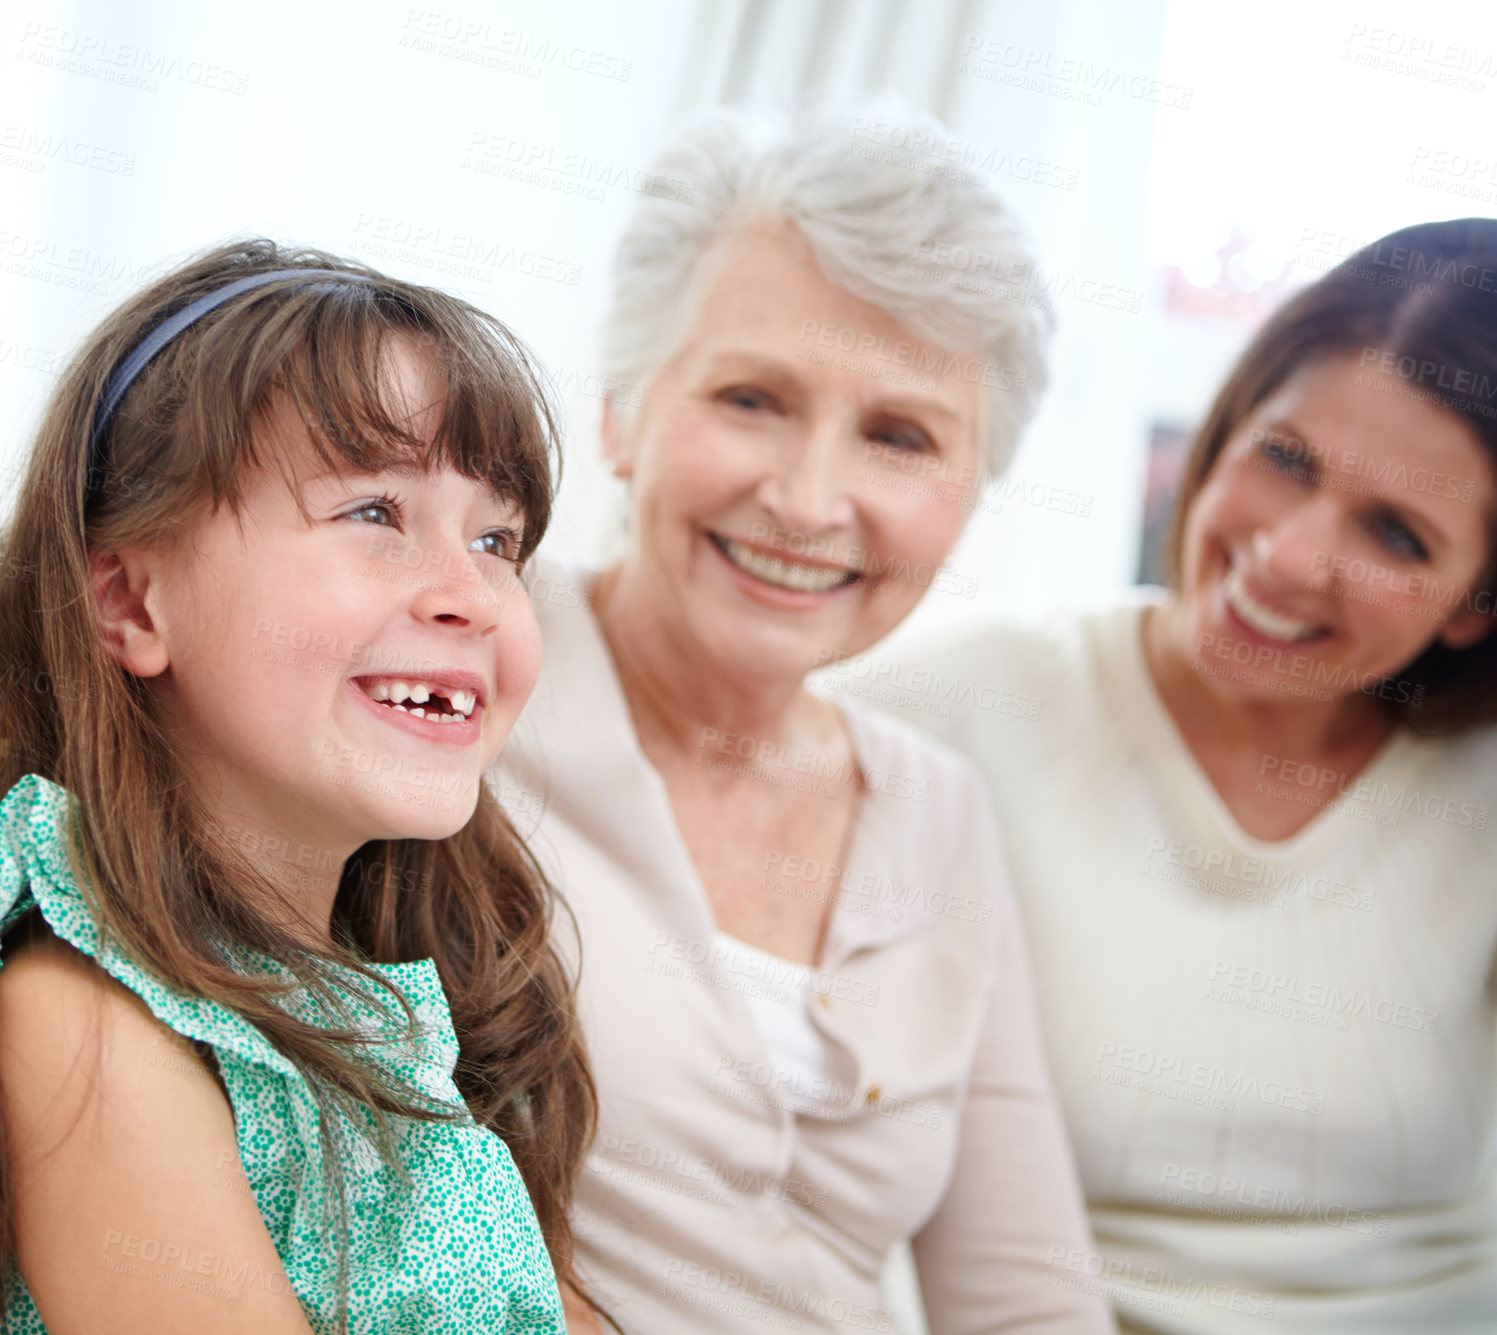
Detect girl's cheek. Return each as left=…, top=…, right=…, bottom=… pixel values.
left=497, top=602, right=545, bottom=695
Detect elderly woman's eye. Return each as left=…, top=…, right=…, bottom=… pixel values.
left=718, top=385, right=778, bottom=412
left=868, top=419, right=934, bottom=453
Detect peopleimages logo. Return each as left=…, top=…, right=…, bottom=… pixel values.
left=1157, top=1163, right=1390, bottom=1236
left=955, top=37, right=1194, bottom=109
left=1206, top=960, right=1439, bottom=1034
left=463, top=132, right=694, bottom=202
left=762, top=850, right=994, bottom=925
left=1048, top=1247, right=1274, bottom=1318
left=1196, top=631, right=1424, bottom=707
left=797, top=318, right=1030, bottom=389
left=1144, top=837, right=1378, bottom=912
left=1258, top=753, right=1488, bottom=830
left=1094, top=1040, right=1328, bottom=1115
left=1359, top=345, right=1497, bottom=400
left=659, top=1260, right=894, bottom=1331
left=595, top=1134, right=830, bottom=1211
left=647, top=933, right=880, bottom=1008
left=815, top=648, right=1044, bottom=720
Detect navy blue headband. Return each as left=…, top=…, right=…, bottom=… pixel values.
left=86, top=267, right=375, bottom=505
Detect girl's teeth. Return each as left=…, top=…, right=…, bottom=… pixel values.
left=717, top=537, right=854, bottom=593
left=357, top=677, right=478, bottom=717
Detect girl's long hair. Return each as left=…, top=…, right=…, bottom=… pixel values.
left=0, top=239, right=596, bottom=1319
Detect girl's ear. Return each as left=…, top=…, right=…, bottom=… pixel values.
left=599, top=394, right=635, bottom=481
left=89, top=549, right=172, bottom=678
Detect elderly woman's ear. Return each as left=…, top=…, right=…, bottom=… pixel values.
left=600, top=394, right=635, bottom=480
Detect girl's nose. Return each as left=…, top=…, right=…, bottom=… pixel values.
left=406, top=542, right=509, bottom=636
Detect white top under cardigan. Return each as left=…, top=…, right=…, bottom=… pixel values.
left=712, top=929, right=858, bottom=1118
left=859, top=590, right=1497, bottom=1333
left=490, top=555, right=1115, bottom=1335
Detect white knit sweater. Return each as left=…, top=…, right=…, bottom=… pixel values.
left=852, top=591, right=1497, bottom=1333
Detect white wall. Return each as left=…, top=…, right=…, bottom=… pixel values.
left=0, top=0, right=697, bottom=542
left=8, top=0, right=1492, bottom=613
left=888, top=0, right=1497, bottom=645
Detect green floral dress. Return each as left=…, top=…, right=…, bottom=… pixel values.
left=0, top=773, right=566, bottom=1334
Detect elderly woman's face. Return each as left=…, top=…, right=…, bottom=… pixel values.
left=605, top=221, right=987, bottom=680
left=1172, top=352, right=1495, bottom=703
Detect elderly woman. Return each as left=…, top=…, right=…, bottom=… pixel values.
left=878, top=219, right=1497, bottom=1331
left=491, top=107, right=1114, bottom=1333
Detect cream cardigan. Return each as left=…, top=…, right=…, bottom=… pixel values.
left=489, top=556, right=1114, bottom=1334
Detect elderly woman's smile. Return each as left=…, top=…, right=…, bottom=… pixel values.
left=704, top=532, right=862, bottom=594
left=601, top=218, right=988, bottom=681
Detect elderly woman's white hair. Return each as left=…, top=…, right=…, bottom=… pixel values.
left=599, top=98, right=1054, bottom=477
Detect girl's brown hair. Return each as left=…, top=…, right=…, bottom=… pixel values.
left=1167, top=218, right=1497, bottom=734
left=0, top=239, right=596, bottom=1316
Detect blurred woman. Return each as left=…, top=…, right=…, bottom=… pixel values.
left=492, top=105, right=1115, bottom=1333
left=882, top=219, right=1497, bottom=1332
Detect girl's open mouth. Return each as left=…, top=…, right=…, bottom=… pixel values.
left=348, top=675, right=482, bottom=744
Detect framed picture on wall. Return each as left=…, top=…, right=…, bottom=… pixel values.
left=1135, top=421, right=1193, bottom=588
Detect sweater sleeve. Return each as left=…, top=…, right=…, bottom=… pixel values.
left=910, top=789, right=1117, bottom=1333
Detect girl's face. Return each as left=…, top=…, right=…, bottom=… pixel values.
left=1168, top=352, right=1496, bottom=704
left=605, top=219, right=987, bottom=683
left=99, top=337, right=542, bottom=866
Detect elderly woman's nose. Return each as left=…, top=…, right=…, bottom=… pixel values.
left=756, top=419, right=858, bottom=535
left=1252, top=496, right=1340, bottom=589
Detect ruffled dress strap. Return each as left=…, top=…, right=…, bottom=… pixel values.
left=0, top=773, right=293, bottom=1074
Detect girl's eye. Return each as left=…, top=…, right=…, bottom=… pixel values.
left=717, top=385, right=779, bottom=413
left=347, top=495, right=521, bottom=562
left=348, top=495, right=404, bottom=527
left=1371, top=512, right=1429, bottom=562
left=1261, top=437, right=1314, bottom=482
left=472, top=530, right=521, bottom=562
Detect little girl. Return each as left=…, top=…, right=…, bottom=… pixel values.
left=0, top=241, right=598, bottom=1332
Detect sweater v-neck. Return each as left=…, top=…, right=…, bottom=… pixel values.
left=1099, top=591, right=1428, bottom=863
